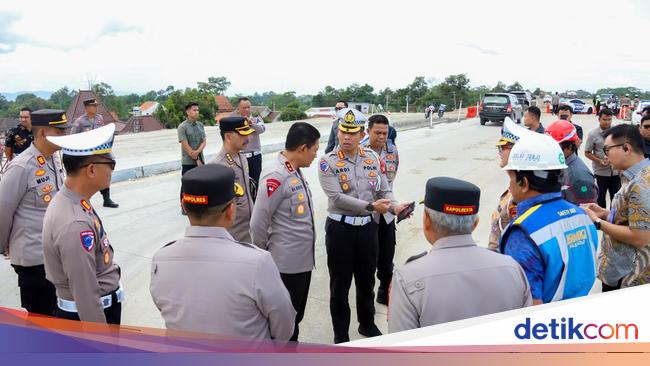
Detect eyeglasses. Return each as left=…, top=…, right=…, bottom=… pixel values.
left=334, top=107, right=342, bottom=111
left=602, top=143, right=625, bottom=156
left=82, top=160, right=117, bottom=171
left=642, top=124, right=650, bottom=130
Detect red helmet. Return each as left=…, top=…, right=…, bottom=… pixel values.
left=545, top=120, right=578, bottom=143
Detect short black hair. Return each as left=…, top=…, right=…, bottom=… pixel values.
left=515, top=170, right=562, bottom=193
left=526, top=106, right=541, bottom=120
left=602, top=124, right=644, bottom=154
left=237, top=97, right=251, bottom=104
left=19, top=107, right=32, bottom=114
left=185, top=102, right=199, bottom=111
left=62, top=155, right=93, bottom=175
left=641, top=115, right=650, bottom=125
left=560, top=141, right=577, bottom=154
left=63, top=154, right=113, bottom=175
left=598, top=108, right=614, bottom=118
left=558, top=104, right=573, bottom=114
left=285, top=122, right=321, bottom=151
left=185, top=200, right=232, bottom=220
left=337, top=100, right=348, bottom=108
left=368, top=114, right=389, bottom=129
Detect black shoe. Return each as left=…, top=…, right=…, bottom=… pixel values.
left=358, top=324, right=382, bottom=338
left=376, top=288, right=388, bottom=305
left=334, top=335, right=350, bottom=344
left=103, top=199, right=119, bottom=208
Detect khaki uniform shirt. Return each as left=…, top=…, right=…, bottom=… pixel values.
left=0, top=145, right=65, bottom=266
left=72, top=114, right=104, bottom=133
left=208, top=148, right=254, bottom=243
left=318, top=146, right=397, bottom=220
left=362, top=141, right=400, bottom=223
left=150, top=226, right=296, bottom=340
left=388, top=235, right=532, bottom=333
left=250, top=153, right=315, bottom=274
left=230, top=112, right=266, bottom=153
left=488, top=189, right=517, bottom=251
left=42, top=184, right=121, bottom=323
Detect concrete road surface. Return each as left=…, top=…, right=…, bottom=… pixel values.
left=0, top=112, right=608, bottom=344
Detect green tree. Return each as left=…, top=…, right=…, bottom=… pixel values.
left=14, top=93, right=52, bottom=111
left=154, top=88, right=217, bottom=129
left=492, top=81, right=507, bottom=92
left=507, top=81, right=524, bottom=91
left=197, top=76, right=231, bottom=95
left=49, top=87, right=77, bottom=110
left=437, top=74, right=471, bottom=109
left=92, top=82, right=115, bottom=98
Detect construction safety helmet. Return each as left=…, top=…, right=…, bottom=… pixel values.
left=503, top=134, right=568, bottom=171
left=545, top=120, right=578, bottom=143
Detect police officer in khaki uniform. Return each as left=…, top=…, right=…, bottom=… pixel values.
left=150, top=164, right=295, bottom=340
left=318, top=108, right=410, bottom=343
left=209, top=117, right=255, bottom=243
left=361, top=114, right=400, bottom=305
left=250, top=122, right=321, bottom=342
left=71, top=98, right=118, bottom=208
left=42, top=124, right=122, bottom=324
left=0, top=109, right=70, bottom=315
left=388, top=177, right=532, bottom=333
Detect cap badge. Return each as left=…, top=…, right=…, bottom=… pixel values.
left=344, top=110, right=355, bottom=123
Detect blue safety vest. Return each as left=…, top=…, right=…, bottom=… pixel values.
left=500, top=196, right=598, bottom=303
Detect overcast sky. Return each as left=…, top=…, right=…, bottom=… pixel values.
left=1, top=0, right=649, bottom=95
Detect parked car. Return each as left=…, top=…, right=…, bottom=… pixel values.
left=479, top=93, right=524, bottom=125
left=543, top=95, right=553, bottom=103
left=632, top=100, right=650, bottom=125
left=508, top=90, right=533, bottom=108
left=561, top=99, right=594, bottom=114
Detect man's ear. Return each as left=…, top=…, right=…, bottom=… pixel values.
left=472, top=216, right=480, bottom=231
left=423, top=210, right=431, bottom=232
left=224, top=201, right=236, bottom=221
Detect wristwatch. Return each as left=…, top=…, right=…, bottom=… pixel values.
left=594, top=219, right=602, bottom=230
left=366, top=202, right=375, bottom=212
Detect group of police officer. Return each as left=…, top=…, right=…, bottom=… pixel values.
left=0, top=103, right=607, bottom=345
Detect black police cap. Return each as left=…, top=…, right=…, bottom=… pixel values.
left=424, top=177, right=480, bottom=215
left=83, top=98, right=99, bottom=106
left=181, top=164, right=236, bottom=207
left=219, top=117, right=255, bottom=136
left=30, top=109, right=72, bottom=129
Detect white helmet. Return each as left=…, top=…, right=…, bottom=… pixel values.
left=503, top=133, right=568, bottom=171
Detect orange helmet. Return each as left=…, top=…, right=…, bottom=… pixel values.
left=545, top=120, right=578, bottom=143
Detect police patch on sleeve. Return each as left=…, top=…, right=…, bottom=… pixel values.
left=80, top=231, right=95, bottom=252
left=319, top=159, right=330, bottom=172
left=266, top=178, right=281, bottom=198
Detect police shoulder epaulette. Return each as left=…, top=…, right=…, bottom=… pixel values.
left=162, top=240, right=177, bottom=248
left=405, top=251, right=427, bottom=264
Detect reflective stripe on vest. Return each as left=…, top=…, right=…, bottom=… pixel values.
left=501, top=197, right=598, bottom=303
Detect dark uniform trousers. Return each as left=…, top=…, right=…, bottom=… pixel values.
left=280, top=271, right=312, bottom=342
left=325, top=218, right=378, bottom=341
left=376, top=215, right=396, bottom=293
left=595, top=175, right=621, bottom=208
left=247, top=154, right=262, bottom=200
left=11, top=264, right=56, bottom=315
left=179, top=164, right=198, bottom=202
left=53, top=289, right=122, bottom=325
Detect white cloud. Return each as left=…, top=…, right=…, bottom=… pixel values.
left=0, top=0, right=649, bottom=94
